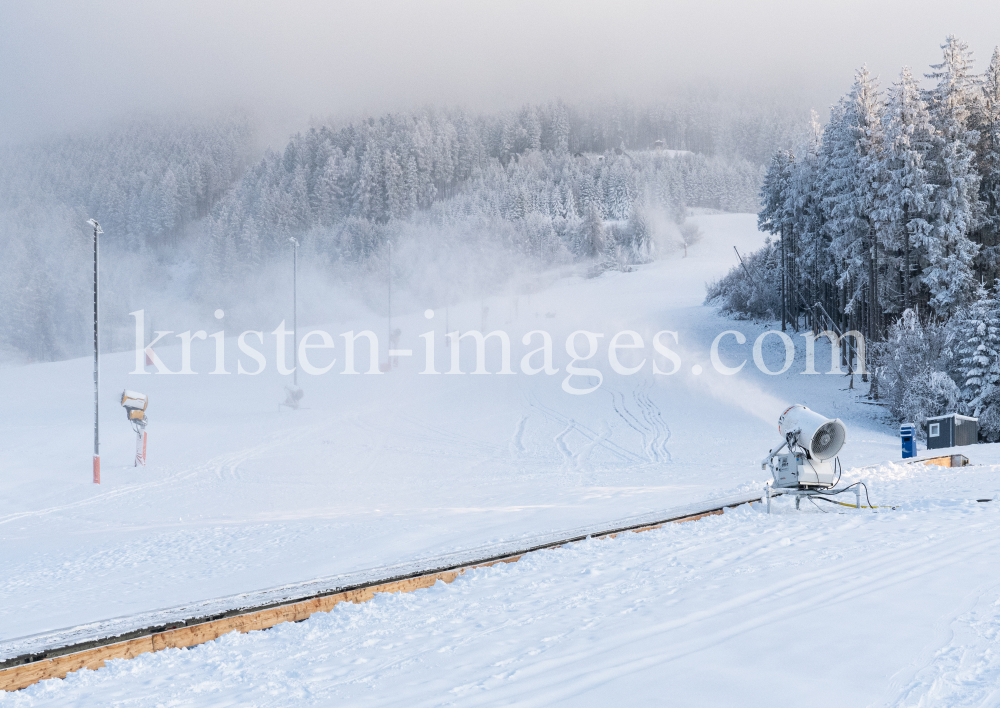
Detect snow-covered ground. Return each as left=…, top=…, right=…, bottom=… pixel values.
left=6, top=213, right=990, bottom=705
left=7, top=461, right=1000, bottom=707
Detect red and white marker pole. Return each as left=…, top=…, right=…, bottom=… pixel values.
left=135, top=430, right=147, bottom=467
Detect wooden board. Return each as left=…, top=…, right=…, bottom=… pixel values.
left=0, top=500, right=749, bottom=692
left=0, top=571, right=467, bottom=692
left=910, top=454, right=970, bottom=468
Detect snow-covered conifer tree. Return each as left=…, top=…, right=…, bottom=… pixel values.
left=787, top=112, right=825, bottom=320
left=923, top=35, right=983, bottom=316
left=384, top=150, right=407, bottom=220
left=823, top=68, right=885, bottom=339
left=976, top=47, right=1000, bottom=273
left=876, top=66, right=936, bottom=310
left=758, top=149, right=793, bottom=324
left=583, top=203, right=604, bottom=258
left=877, top=309, right=960, bottom=426
left=605, top=158, right=635, bottom=220
left=958, top=284, right=1000, bottom=421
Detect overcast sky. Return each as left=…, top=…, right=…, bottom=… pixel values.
left=2, top=0, right=998, bottom=144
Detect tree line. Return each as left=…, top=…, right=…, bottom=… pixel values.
left=206, top=101, right=781, bottom=278
left=710, top=36, right=1000, bottom=436
left=754, top=36, right=999, bottom=337
left=0, top=95, right=806, bottom=363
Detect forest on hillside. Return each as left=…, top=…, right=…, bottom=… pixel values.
left=708, top=37, right=1000, bottom=437
left=0, top=95, right=805, bottom=363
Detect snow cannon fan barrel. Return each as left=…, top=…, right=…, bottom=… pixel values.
left=765, top=405, right=846, bottom=489
left=778, top=405, right=845, bottom=461
left=121, top=390, right=148, bottom=428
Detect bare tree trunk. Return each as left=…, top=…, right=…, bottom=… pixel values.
left=780, top=225, right=787, bottom=331
left=867, top=230, right=876, bottom=342
left=903, top=205, right=911, bottom=310
left=873, top=232, right=881, bottom=340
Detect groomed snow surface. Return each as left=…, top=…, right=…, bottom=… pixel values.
left=3, top=214, right=999, bottom=706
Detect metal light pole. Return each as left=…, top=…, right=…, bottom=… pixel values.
left=290, top=237, right=298, bottom=386
left=387, top=240, right=392, bottom=355
left=87, top=219, right=102, bottom=484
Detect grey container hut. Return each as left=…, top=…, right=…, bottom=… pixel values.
left=926, top=414, right=978, bottom=449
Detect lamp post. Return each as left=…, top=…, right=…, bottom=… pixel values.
left=387, top=240, right=392, bottom=358
left=379, top=241, right=394, bottom=372
left=86, top=219, right=102, bottom=484
left=289, top=237, right=298, bottom=386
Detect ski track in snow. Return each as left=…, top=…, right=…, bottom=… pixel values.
left=528, top=393, right=645, bottom=464
left=573, top=421, right=610, bottom=473
left=610, top=390, right=647, bottom=454
left=607, top=382, right=673, bottom=464
left=635, top=382, right=671, bottom=463
left=554, top=421, right=575, bottom=462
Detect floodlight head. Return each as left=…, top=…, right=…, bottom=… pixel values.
left=86, top=219, right=103, bottom=234
left=778, top=404, right=846, bottom=460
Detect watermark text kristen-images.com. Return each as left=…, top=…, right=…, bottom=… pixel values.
left=127, top=310, right=865, bottom=395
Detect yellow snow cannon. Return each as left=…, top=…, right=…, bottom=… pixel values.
left=121, top=390, right=148, bottom=426
left=121, top=390, right=149, bottom=467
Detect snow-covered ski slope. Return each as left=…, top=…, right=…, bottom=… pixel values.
left=6, top=213, right=998, bottom=706
left=8, top=463, right=1000, bottom=708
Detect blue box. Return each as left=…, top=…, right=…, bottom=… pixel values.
left=901, top=423, right=916, bottom=459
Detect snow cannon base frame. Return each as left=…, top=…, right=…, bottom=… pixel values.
left=120, top=390, right=148, bottom=467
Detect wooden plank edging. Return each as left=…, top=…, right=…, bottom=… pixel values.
left=905, top=454, right=970, bottom=467
left=0, top=500, right=747, bottom=692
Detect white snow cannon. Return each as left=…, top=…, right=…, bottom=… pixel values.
left=121, top=390, right=148, bottom=467
left=763, top=404, right=846, bottom=489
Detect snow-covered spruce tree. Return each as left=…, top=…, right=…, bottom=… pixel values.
left=975, top=47, right=1000, bottom=277
left=582, top=203, right=605, bottom=258
left=626, top=205, right=653, bottom=262
left=753, top=110, right=845, bottom=334
left=705, top=238, right=782, bottom=320
left=779, top=112, right=826, bottom=328
left=758, top=149, right=793, bottom=326
left=923, top=35, right=983, bottom=317
left=813, top=100, right=850, bottom=328
left=875, top=309, right=961, bottom=430
left=605, top=157, right=637, bottom=220
left=957, top=283, right=1000, bottom=438
left=875, top=66, right=936, bottom=310
left=823, top=68, right=886, bottom=341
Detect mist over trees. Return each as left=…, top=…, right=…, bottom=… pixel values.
left=0, top=117, right=256, bottom=362
left=709, top=36, right=1000, bottom=437
left=205, top=99, right=790, bottom=275
left=0, top=95, right=805, bottom=364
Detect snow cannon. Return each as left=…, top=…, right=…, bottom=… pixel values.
left=763, top=405, right=846, bottom=489
left=778, top=404, right=845, bottom=461
left=121, top=390, right=148, bottom=467
left=121, top=390, right=148, bottom=426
